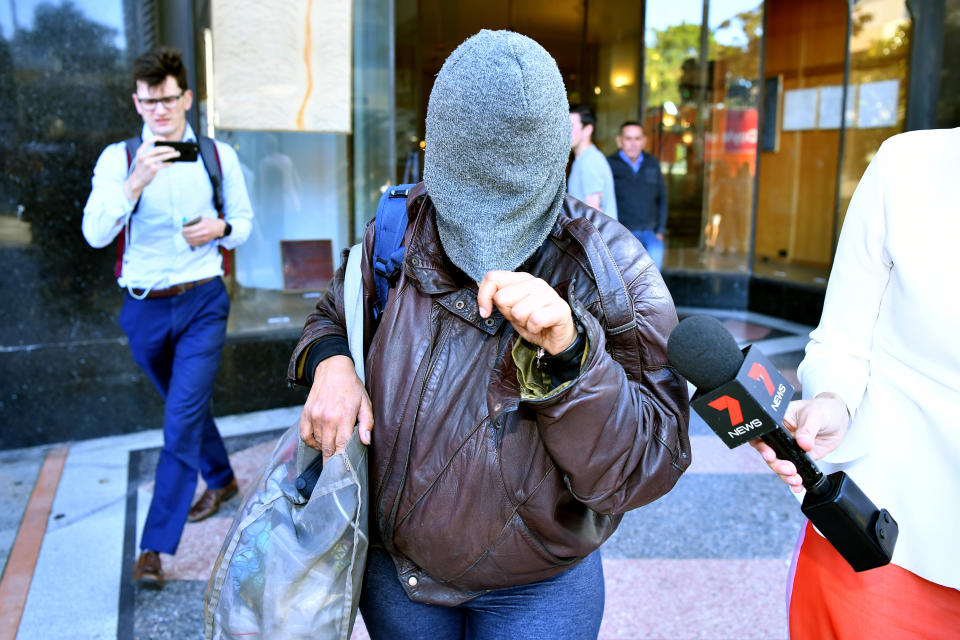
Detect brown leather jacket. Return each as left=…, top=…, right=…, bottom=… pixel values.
left=288, top=183, right=690, bottom=605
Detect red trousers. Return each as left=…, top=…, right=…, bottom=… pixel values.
left=788, top=520, right=960, bottom=639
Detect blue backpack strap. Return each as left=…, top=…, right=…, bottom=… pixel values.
left=372, top=184, right=415, bottom=319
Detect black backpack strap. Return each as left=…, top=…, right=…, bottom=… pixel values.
left=123, top=136, right=140, bottom=166
left=197, top=135, right=232, bottom=275
left=123, top=136, right=142, bottom=214
left=117, top=135, right=228, bottom=276
left=197, top=136, right=224, bottom=216
left=115, top=136, right=143, bottom=278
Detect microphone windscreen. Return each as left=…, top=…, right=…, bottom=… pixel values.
left=667, top=315, right=744, bottom=391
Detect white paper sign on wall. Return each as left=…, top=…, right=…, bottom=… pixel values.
left=211, top=0, right=352, bottom=134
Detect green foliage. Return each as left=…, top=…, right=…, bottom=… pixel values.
left=645, top=22, right=711, bottom=109
left=644, top=6, right=764, bottom=110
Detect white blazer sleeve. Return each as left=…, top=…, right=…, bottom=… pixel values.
left=798, top=145, right=893, bottom=463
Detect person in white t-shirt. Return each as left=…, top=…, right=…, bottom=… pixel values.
left=568, top=104, right=617, bottom=220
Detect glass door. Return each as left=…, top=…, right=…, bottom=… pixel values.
left=644, top=0, right=765, bottom=274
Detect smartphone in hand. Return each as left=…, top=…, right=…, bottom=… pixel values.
left=155, top=141, right=199, bottom=162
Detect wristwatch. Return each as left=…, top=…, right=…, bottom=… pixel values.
left=220, top=221, right=232, bottom=238
left=534, top=320, right=586, bottom=372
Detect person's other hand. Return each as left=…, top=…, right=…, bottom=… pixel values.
left=124, top=139, right=179, bottom=202
left=477, top=271, right=577, bottom=355
left=749, top=392, right=849, bottom=493
left=181, top=217, right=227, bottom=247
left=299, top=355, right=373, bottom=462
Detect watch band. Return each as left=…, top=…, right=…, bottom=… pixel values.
left=535, top=320, right=586, bottom=372
left=221, top=221, right=232, bottom=238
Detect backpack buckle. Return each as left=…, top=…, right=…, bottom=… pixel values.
left=374, top=258, right=402, bottom=285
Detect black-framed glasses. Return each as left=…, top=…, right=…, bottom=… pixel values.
left=136, top=92, right=184, bottom=110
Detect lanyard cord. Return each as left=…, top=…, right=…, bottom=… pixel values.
left=122, top=213, right=154, bottom=300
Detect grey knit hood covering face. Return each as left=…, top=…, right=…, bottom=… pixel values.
left=424, top=30, right=570, bottom=282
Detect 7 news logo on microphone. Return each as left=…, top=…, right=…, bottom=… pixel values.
left=693, top=347, right=794, bottom=449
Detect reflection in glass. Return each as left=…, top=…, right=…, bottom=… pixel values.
left=644, top=1, right=706, bottom=266
left=0, top=0, right=141, bottom=346
left=644, top=0, right=763, bottom=275
left=702, top=1, right=763, bottom=268
left=754, top=0, right=847, bottom=285
left=190, top=0, right=392, bottom=335
left=752, top=0, right=910, bottom=286
left=227, top=130, right=347, bottom=292
left=837, top=0, right=910, bottom=231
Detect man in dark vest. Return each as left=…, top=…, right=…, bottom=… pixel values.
left=607, top=121, right=667, bottom=269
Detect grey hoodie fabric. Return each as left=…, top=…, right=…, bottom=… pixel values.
left=423, top=29, right=570, bottom=281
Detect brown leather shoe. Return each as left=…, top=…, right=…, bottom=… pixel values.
left=132, top=550, right=164, bottom=589
left=187, top=478, right=238, bottom=522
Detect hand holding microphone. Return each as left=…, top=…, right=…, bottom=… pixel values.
left=753, top=392, right=850, bottom=492
left=667, top=315, right=898, bottom=572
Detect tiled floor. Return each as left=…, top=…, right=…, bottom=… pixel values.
left=0, top=309, right=813, bottom=640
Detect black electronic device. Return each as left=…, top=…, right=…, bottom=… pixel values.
left=155, top=140, right=199, bottom=162
left=667, top=315, right=898, bottom=572
left=295, top=454, right=324, bottom=499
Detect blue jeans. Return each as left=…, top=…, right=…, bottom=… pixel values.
left=359, top=547, right=605, bottom=639
left=633, top=229, right=664, bottom=270
left=119, top=277, right=234, bottom=554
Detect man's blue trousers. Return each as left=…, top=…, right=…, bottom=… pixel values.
left=119, top=278, right=234, bottom=555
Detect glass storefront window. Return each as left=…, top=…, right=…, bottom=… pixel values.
left=837, top=0, right=911, bottom=233
left=753, top=0, right=910, bottom=286
left=0, top=0, right=142, bottom=346
left=702, top=1, right=763, bottom=270
left=216, top=129, right=352, bottom=335
left=753, top=0, right=851, bottom=286
left=644, top=0, right=764, bottom=275
left=644, top=0, right=708, bottom=269
left=2, top=0, right=920, bottom=344
left=192, top=0, right=393, bottom=335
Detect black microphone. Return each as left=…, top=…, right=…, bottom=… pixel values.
left=667, top=315, right=898, bottom=572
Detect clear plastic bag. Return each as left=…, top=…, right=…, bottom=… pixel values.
left=205, top=243, right=368, bottom=639
left=204, top=424, right=368, bottom=640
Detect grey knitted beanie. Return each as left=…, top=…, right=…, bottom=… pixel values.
left=424, top=30, right=570, bottom=281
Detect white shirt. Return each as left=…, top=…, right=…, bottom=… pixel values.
left=82, top=123, right=253, bottom=290
left=798, top=128, right=960, bottom=589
